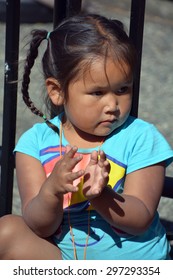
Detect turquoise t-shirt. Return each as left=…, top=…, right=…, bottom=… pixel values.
left=14, top=115, right=173, bottom=259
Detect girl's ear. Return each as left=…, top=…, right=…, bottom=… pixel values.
left=46, top=78, right=64, bottom=105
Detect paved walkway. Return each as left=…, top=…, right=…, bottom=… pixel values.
left=0, top=0, right=173, bottom=233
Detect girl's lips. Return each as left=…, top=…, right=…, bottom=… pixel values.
left=98, top=120, right=118, bottom=128
left=100, top=119, right=117, bottom=124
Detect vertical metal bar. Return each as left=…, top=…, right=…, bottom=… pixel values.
left=0, top=0, right=20, bottom=216
left=129, top=0, right=146, bottom=117
left=162, top=177, right=173, bottom=199
left=53, top=0, right=82, bottom=29
left=53, top=0, right=67, bottom=29
left=66, top=0, right=82, bottom=17
left=129, top=1, right=173, bottom=197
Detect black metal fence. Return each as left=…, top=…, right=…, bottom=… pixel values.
left=0, top=0, right=173, bottom=218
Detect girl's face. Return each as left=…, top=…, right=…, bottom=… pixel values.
left=63, top=57, right=133, bottom=139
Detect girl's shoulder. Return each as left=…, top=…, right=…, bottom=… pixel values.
left=22, top=115, right=61, bottom=138
left=122, top=116, right=156, bottom=132
left=14, top=115, right=61, bottom=160
left=109, top=116, right=158, bottom=141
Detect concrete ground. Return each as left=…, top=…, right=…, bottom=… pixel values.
left=0, top=0, right=173, bottom=234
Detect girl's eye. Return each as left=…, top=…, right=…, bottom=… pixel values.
left=117, top=86, right=129, bottom=94
left=90, top=91, right=103, bottom=96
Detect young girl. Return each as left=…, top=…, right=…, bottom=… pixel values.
left=0, top=13, right=173, bottom=260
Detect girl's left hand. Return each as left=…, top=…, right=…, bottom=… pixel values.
left=83, top=150, right=110, bottom=199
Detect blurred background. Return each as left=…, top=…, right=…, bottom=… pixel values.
left=0, top=0, right=173, bottom=231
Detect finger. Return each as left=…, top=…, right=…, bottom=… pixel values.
left=102, top=171, right=109, bottom=178
left=66, top=170, right=85, bottom=192
left=88, top=151, right=99, bottom=165
left=63, top=146, right=83, bottom=170
left=65, top=145, right=78, bottom=157
left=67, top=169, right=85, bottom=182
left=104, top=160, right=111, bottom=174
left=65, top=183, right=79, bottom=193
left=65, top=145, right=72, bottom=154
left=64, top=155, right=83, bottom=172
left=99, top=150, right=106, bottom=162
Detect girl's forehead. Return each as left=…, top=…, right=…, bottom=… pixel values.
left=69, top=56, right=132, bottom=91
left=79, top=57, right=132, bottom=84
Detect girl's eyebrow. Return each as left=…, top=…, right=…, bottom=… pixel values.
left=88, top=79, right=133, bottom=91
left=123, top=80, right=133, bottom=86
left=113, top=78, right=134, bottom=88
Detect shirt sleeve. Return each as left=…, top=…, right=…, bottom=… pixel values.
left=126, top=124, right=173, bottom=174
left=14, top=125, right=41, bottom=161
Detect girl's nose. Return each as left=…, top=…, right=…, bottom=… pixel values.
left=104, top=94, right=118, bottom=113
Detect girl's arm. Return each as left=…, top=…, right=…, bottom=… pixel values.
left=89, top=162, right=165, bottom=235
left=16, top=146, right=84, bottom=238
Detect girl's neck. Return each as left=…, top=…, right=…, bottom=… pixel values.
left=62, top=122, right=104, bottom=149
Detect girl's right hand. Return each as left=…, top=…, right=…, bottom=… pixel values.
left=47, top=145, right=84, bottom=195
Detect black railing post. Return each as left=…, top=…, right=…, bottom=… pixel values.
left=129, top=0, right=146, bottom=117
left=162, top=177, right=173, bottom=199
left=66, top=0, right=82, bottom=17
left=53, top=0, right=67, bottom=28
left=53, top=0, right=82, bottom=28
left=0, top=0, right=20, bottom=216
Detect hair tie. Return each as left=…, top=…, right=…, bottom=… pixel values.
left=46, top=31, right=51, bottom=40
left=42, top=114, right=47, bottom=121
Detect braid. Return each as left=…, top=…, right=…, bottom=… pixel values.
left=21, top=29, right=59, bottom=135
left=21, top=29, right=47, bottom=119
